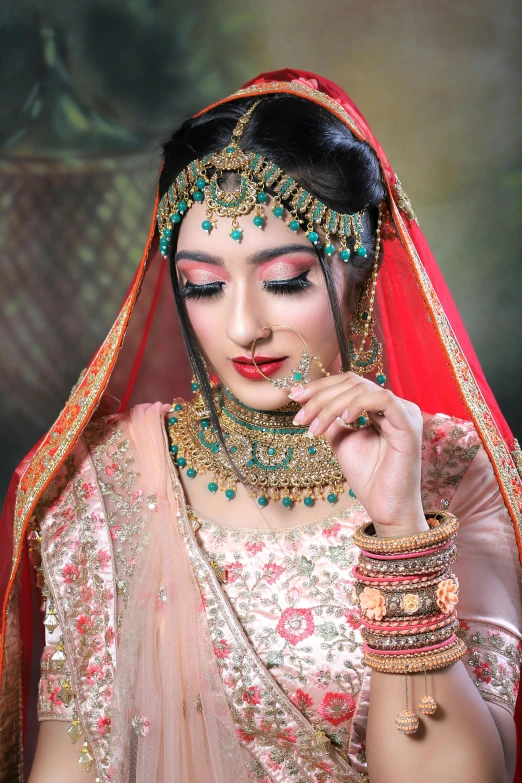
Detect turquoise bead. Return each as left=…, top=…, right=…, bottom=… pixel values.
left=201, top=419, right=210, bottom=428
left=187, top=468, right=197, bottom=479
left=293, top=372, right=303, bottom=381
left=170, top=444, right=178, bottom=454
left=177, top=457, right=187, bottom=467
left=178, top=201, right=188, bottom=213
left=357, top=415, right=368, bottom=427
left=168, top=416, right=178, bottom=425
left=307, top=231, right=319, bottom=243
left=253, top=215, right=264, bottom=228
left=304, top=496, right=314, bottom=507
left=230, top=229, right=242, bottom=242
left=174, top=403, right=183, bottom=411
left=349, top=488, right=356, bottom=498
left=170, top=213, right=181, bottom=224
left=257, top=192, right=268, bottom=203
left=191, top=381, right=199, bottom=391
left=208, top=481, right=218, bottom=493
left=193, top=190, right=204, bottom=202
left=210, top=444, right=219, bottom=454
left=376, top=373, right=386, bottom=386
left=308, top=446, right=316, bottom=455
left=164, top=227, right=173, bottom=238
left=225, top=489, right=236, bottom=500
left=226, top=146, right=235, bottom=153
left=258, top=496, right=268, bottom=507
left=282, top=496, right=293, bottom=508
left=327, top=493, right=337, bottom=504
left=202, top=219, right=213, bottom=232
left=356, top=246, right=367, bottom=257
left=325, top=244, right=335, bottom=256
left=196, top=177, right=206, bottom=190
left=289, top=220, right=300, bottom=232
left=247, top=459, right=255, bottom=467
left=361, top=311, right=369, bottom=321
left=229, top=445, right=237, bottom=454
left=340, top=248, right=351, bottom=261
left=273, top=206, right=284, bottom=219
left=267, top=447, right=276, bottom=456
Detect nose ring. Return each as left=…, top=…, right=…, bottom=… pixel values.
left=250, top=324, right=329, bottom=389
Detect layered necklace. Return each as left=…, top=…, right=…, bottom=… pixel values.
left=166, top=385, right=350, bottom=509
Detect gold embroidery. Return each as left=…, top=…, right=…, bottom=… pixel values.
left=394, top=177, right=418, bottom=223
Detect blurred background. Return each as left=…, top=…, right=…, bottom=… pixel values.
left=1, top=0, right=521, bottom=501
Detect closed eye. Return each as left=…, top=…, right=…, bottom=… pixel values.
left=180, top=280, right=225, bottom=300
left=263, top=270, right=312, bottom=295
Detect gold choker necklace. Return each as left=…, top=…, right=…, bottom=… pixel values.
left=166, top=386, right=350, bottom=509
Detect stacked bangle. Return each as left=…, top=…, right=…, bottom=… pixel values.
left=352, top=510, right=467, bottom=735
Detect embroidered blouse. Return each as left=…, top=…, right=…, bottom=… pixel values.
left=32, top=407, right=522, bottom=782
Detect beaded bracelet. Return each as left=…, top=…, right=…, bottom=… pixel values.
left=353, top=510, right=458, bottom=555
left=357, top=540, right=457, bottom=577
left=352, top=511, right=466, bottom=735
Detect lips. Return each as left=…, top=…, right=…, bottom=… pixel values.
left=230, top=355, right=287, bottom=380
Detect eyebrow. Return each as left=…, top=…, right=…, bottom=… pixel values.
left=173, top=243, right=317, bottom=267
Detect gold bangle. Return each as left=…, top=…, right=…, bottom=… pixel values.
left=353, top=510, right=459, bottom=555
left=363, top=636, right=467, bottom=674
left=358, top=543, right=457, bottom=577
left=362, top=618, right=458, bottom=650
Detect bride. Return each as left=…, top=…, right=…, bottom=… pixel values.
left=2, top=69, right=520, bottom=783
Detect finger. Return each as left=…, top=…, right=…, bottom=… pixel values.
left=309, top=388, right=415, bottom=436
left=288, top=371, right=359, bottom=404
left=292, top=377, right=368, bottom=425
left=337, top=389, right=422, bottom=435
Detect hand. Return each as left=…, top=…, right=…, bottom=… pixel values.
left=290, top=373, right=429, bottom=536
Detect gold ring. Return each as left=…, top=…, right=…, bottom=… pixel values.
left=337, top=411, right=372, bottom=430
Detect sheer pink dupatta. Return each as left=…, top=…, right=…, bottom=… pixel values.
left=109, top=402, right=249, bottom=783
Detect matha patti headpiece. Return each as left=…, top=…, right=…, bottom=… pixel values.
left=157, top=99, right=370, bottom=260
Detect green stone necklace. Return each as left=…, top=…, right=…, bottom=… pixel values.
left=167, top=385, right=352, bottom=509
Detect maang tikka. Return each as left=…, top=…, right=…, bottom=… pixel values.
left=157, top=99, right=370, bottom=256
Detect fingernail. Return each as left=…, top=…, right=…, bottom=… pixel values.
left=289, top=387, right=305, bottom=400
left=292, top=409, right=305, bottom=425
left=340, top=408, right=350, bottom=422
left=304, top=430, right=315, bottom=439
left=308, top=417, right=320, bottom=434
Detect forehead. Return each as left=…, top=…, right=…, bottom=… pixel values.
left=176, top=202, right=313, bottom=265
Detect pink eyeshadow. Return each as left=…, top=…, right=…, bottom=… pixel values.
left=259, top=257, right=313, bottom=282
left=177, top=260, right=229, bottom=285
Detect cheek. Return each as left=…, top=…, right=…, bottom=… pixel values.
left=184, top=301, right=224, bottom=355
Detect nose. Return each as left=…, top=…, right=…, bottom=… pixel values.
left=225, top=284, right=269, bottom=349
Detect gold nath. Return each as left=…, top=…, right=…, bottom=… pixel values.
left=166, top=385, right=351, bottom=509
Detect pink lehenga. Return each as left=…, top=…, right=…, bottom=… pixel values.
left=1, top=69, right=522, bottom=783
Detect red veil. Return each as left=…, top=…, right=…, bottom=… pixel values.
left=1, top=68, right=521, bottom=779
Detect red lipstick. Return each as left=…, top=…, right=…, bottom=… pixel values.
left=230, top=355, right=287, bottom=380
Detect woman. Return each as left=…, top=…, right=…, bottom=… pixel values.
left=1, top=69, right=521, bottom=783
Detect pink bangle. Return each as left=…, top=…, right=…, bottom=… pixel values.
left=362, top=634, right=457, bottom=656
left=361, top=611, right=457, bottom=633
left=360, top=539, right=453, bottom=561
left=352, top=565, right=439, bottom=585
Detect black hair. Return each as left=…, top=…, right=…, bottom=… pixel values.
left=159, top=94, right=386, bottom=477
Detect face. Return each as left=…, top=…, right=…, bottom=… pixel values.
left=175, top=202, right=351, bottom=410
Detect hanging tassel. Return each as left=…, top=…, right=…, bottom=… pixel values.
left=395, top=668, right=419, bottom=735
left=418, top=665, right=437, bottom=715
left=314, top=729, right=331, bottom=754
left=78, top=740, right=95, bottom=772
left=43, top=602, right=59, bottom=634
left=209, top=559, right=228, bottom=584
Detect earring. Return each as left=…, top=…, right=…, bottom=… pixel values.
left=348, top=206, right=387, bottom=388
left=250, top=324, right=330, bottom=389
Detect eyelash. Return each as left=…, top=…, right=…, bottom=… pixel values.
left=180, top=270, right=312, bottom=300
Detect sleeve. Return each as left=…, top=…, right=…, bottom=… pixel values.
left=449, top=441, right=522, bottom=715
left=419, top=413, right=522, bottom=716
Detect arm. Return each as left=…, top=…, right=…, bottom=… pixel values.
left=28, top=722, right=99, bottom=783
left=366, top=444, right=519, bottom=783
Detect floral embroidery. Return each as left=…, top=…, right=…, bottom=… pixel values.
left=276, top=608, right=315, bottom=646
left=457, top=619, right=522, bottom=713
left=318, top=692, right=356, bottom=727
left=421, top=414, right=481, bottom=509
